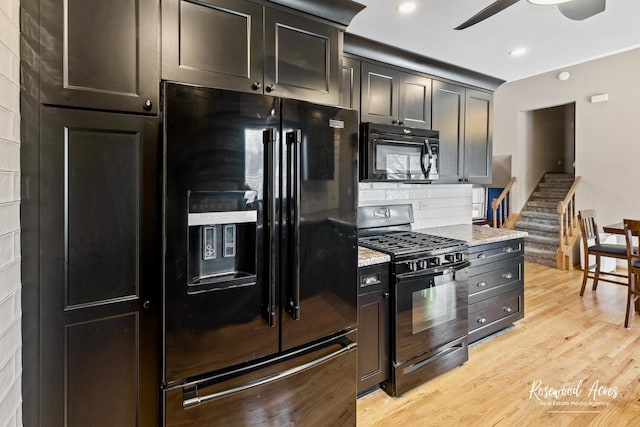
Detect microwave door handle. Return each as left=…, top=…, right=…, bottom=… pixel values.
left=263, top=128, right=277, bottom=327
left=421, top=140, right=432, bottom=178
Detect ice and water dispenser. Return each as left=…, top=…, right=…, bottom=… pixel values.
left=187, top=191, right=258, bottom=292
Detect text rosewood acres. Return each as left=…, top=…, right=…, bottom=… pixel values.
left=529, top=379, right=618, bottom=402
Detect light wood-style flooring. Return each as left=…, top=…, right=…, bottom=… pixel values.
left=357, top=262, right=640, bottom=427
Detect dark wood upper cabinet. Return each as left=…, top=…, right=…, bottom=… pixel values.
left=361, top=61, right=431, bottom=129
left=432, top=80, right=493, bottom=184
left=39, top=106, right=160, bottom=427
left=162, top=0, right=341, bottom=104
left=432, top=80, right=465, bottom=183
left=161, top=0, right=264, bottom=93
left=40, top=0, right=159, bottom=114
left=264, top=8, right=340, bottom=105
left=340, top=56, right=360, bottom=111
left=464, top=89, right=493, bottom=184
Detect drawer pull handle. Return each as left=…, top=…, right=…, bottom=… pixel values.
left=362, top=276, right=381, bottom=286
left=477, top=281, right=487, bottom=288
left=503, top=247, right=514, bottom=253
left=477, top=253, right=487, bottom=259
left=503, top=306, right=513, bottom=313
left=477, top=317, right=488, bottom=324
left=502, top=272, right=514, bottom=280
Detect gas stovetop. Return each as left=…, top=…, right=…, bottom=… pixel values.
left=359, top=231, right=467, bottom=259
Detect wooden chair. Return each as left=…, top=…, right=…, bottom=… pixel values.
left=623, top=219, right=640, bottom=328
left=577, top=210, right=628, bottom=296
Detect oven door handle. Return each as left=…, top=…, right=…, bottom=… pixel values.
left=396, top=261, right=470, bottom=282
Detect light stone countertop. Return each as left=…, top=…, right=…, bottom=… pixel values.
left=358, top=247, right=391, bottom=268
left=414, top=224, right=528, bottom=247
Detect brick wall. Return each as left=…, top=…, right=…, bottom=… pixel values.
left=0, top=0, right=22, bottom=425
left=359, top=182, right=472, bottom=230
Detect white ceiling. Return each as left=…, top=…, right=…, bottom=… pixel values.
left=346, top=0, right=640, bottom=82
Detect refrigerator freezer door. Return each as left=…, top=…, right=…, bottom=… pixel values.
left=163, top=83, right=281, bottom=384
left=280, top=101, right=359, bottom=351
left=164, top=331, right=357, bottom=426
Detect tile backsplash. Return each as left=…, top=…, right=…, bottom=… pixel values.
left=0, top=0, right=22, bottom=425
left=358, top=182, right=473, bottom=230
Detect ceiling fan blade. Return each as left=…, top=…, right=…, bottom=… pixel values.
left=558, top=0, right=605, bottom=21
left=455, top=0, right=521, bottom=30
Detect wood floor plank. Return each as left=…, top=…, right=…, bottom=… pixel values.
left=357, top=262, right=640, bottom=426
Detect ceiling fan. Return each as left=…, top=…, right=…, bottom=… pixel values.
left=455, top=0, right=606, bottom=30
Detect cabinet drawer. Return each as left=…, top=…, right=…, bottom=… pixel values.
left=468, top=288, right=524, bottom=342
left=468, top=256, right=523, bottom=303
left=358, top=264, right=389, bottom=296
left=469, top=239, right=523, bottom=267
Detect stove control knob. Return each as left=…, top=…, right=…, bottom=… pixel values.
left=418, top=260, right=427, bottom=270
left=444, top=254, right=455, bottom=263
left=430, top=257, right=440, bottom=267
left=408, top=262, right=418, bottom=272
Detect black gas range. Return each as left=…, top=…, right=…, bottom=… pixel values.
left=358, top=205, right=470, bottom=397
left=359, top=231, right=468, bottom=275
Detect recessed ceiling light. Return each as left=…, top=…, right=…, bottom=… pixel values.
left=397, top=2, right=417, bottom=13
left=528, top=0, right=574, bottom=5
left=509, top=47, right=528, bottom=57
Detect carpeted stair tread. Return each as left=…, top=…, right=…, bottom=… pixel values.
left=525, top=235, right=560, bottom=246
left=515, top=221, right=560, bottom=234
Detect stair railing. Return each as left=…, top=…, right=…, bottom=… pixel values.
left=556, top=176, right=582, bottom=251
left=491, top=177, right=517, bottom=228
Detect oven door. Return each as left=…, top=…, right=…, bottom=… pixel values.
left=393, top=264, right=469, bottom=363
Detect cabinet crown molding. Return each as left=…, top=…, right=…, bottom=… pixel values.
left=268, top=0, right=365, bottom=26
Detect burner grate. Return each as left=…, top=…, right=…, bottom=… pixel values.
left=359, top=231, right=466, bottom=258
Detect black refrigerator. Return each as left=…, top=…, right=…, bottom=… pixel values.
left=161, top=82, right=358, bottom=426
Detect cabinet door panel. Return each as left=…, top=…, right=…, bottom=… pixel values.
left=340, top=57, right=360, bottom=111
left=264, top=9, right=339, bottom=105
left=432, top=80, right=465, bottom=183
left=465, top=89, right=493, bottom=183
left=40, top=0, right=159, bottom=114
left=162, top=0, right=263, bottom=92
left=39, top=107, right=159, bottom=426
left=398, top=74, right=431, bottom=129
left=361, top=62, right=396, bottom=124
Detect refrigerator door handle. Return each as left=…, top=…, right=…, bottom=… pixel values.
left=286, top=129, right=302, bottom=320
left=182, top=339, right=357, bottom=409
left=263, top=128, right=277, bottom=327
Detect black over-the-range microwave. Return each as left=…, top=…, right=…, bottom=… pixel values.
left=360, top=122, right=440, bottom=182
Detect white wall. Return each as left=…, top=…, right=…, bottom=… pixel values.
left=0, top=0, right=22, bottom=425
left=359, top=183, right=472, bottom=229
left=494, top=47, right=640, bottom=226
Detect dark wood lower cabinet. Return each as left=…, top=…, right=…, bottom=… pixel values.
left=39, top=106, right=160, bottom=426
left=467, top=239, right=525, bottom=343
left=357, top=263, right=389, bottom=395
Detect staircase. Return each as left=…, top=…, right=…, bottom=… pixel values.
left=515, top=173, right=576, bottom=267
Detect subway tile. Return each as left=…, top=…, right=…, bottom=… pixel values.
left=358, top=190, right=386, bottom=201
left=358, top=182, right=373, bottom=190
left=12, top=111, right=19, bottom=143
left=12, top=172, right=18, bottom=200
left=0, top=370, right=21, bottom=424
left=0, top=108, right=15, bottom=141
left=0, top=172, right=12, bottom=203
left=0, top=233, right=14, bottom=268
left=370, top=182, right=399, bottom=190
left=0, top=260, right=20, bottom=302
left=0, top=10, right=19, bottom=56
left=385, top=189, right=410, bottom=200
left=0, top=77, right=19, bottom=113
left=0, top=292, right=16, bottom=338
left=0, top=202, right=19, bottom=236
left=0, top=139, right=19, bottom=171
left=0, top=42, right=18, bottom=83
left=0, top=314, right=20, bottom=366
left=12, top=231, right=19, bottom=257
